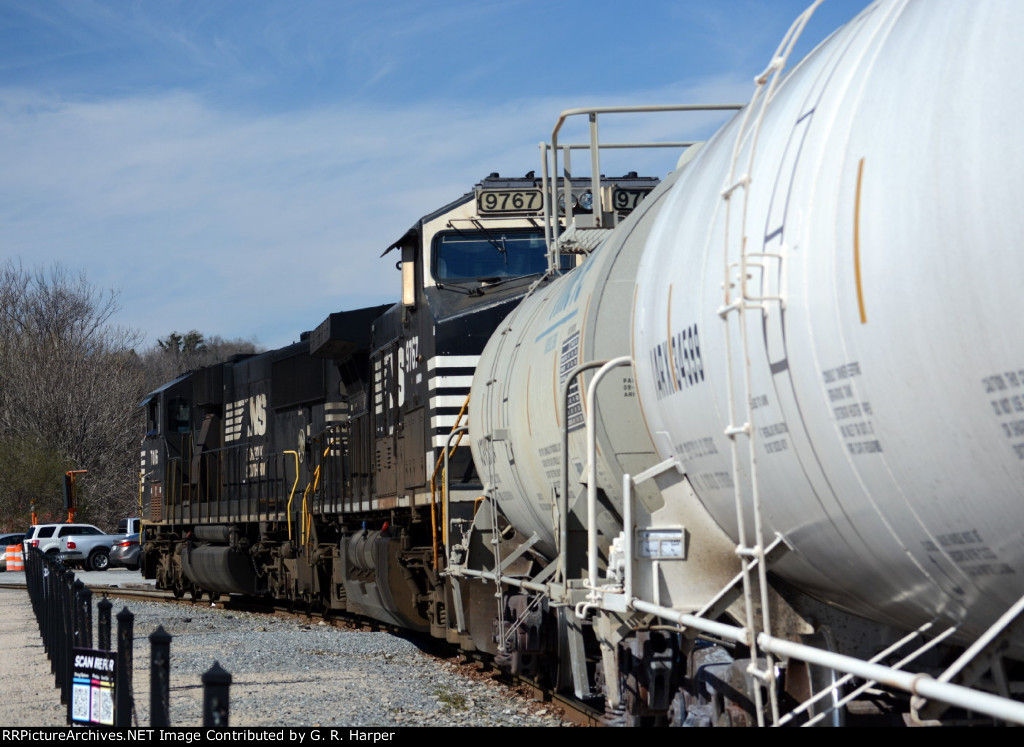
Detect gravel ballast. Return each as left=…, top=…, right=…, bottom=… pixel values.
left=97, top=597, right=574, bottom=728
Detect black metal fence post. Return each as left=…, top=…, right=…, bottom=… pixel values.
left=59, top=572, right=76, bottom=704
left=75, top=583, right=93, bottom=650
left=24, top=554, right=236, bottom=729
left=115, top=607, right=135, bottom=728
left=202, top=662, right=232, bottom=727
left=149, top=625, right=172, bottom=727
left=98, top=597, right=112, bottom=652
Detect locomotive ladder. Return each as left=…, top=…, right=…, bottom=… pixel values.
left=714, top=0, right=824, bottom=728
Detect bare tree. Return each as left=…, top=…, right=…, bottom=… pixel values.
left=0, top=262, right=145, bottom=530
left=141, top=330, right=260, bottom=393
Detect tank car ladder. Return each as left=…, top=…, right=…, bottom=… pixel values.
left=713, top=0, right=824, bottom=727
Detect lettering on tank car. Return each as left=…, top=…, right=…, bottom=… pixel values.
left=750, top=394, right=769, bottom=410
left=475, top=439, right=495, bottom=467
left=833, top=403, right=865, bottom=419
left=538, top=442, right=562, bottom=478
left=822, top=361, right=882, bottom=456
left=822, top=361, right=862, bottom=383
left=649, top=323, right=705, bottom=400
left=921, top=529, right=1016, bottom=578
left=759, top=422, right=789, bottom=455
left=675, top=437, right=718, bottom=460
left=759, top=422, right=788, bottom=438
left=559, top=331, right=585, bottom=432
left=693, top=472, right=735, bottom=492
left=670, top=324, right=704, bottom=389
left=981, top=367, right=1024, bottom=458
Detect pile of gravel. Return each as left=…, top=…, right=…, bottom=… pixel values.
left=101, top=596, right=574, bottom=728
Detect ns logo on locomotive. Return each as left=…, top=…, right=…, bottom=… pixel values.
left=139, top=0, right=1024, bottom=726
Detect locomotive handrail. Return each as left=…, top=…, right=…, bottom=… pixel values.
left=442, top=425, right=468, bottom=569
left=430, top=392, right=470, bottom=569
left=283, top=450, right=300, bottom=542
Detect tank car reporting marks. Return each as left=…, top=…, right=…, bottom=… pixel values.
left=649, top=322, right=705, bottom=401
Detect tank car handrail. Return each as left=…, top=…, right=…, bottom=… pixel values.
left=559, top=359, right=615, bottom=586
left=793, top=624, right=959, bottom=728
left=627, top=594, right=1024, bottom=726
left=541, top=103, right=743, bottom=271
left=762, top=633, right=1024, bottom=727
left=584, top=356, right=633, bottom=592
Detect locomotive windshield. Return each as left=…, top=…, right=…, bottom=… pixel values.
left=432, top=230, right=552, bottom=282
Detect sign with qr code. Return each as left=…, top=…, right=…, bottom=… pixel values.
left=70, top=648, right=116, bottom=726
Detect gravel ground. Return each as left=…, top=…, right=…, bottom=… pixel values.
left=83, top=596, right=575, bottom=728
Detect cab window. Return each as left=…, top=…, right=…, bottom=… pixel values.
left=432, top=230, right=553, bottom=282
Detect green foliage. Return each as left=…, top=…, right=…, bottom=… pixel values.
left=0, top=437, right=72, bottom=530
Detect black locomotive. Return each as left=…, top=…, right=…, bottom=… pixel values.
left=139, top=171, right=657, bottom=640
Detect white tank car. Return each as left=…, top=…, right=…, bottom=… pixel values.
left=470, top=163, right=740, bottom=609
left=633, top=0, right=1024, bottom=647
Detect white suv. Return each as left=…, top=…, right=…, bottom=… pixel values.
left=23, top=523, right=104, bottom=557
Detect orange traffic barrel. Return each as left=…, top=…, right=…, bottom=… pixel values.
left=5, top=545, right=23, bottom=572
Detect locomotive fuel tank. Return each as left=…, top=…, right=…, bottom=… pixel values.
left=633, top=0, right=1024, bottom=648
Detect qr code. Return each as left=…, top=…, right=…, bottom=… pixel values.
left=72, top=683, right=91, bottom=722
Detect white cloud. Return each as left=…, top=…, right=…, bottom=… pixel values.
left=0, top=0, right=872, bottom=350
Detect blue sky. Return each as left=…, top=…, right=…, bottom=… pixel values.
left=0, top=0, right=872, bottom=351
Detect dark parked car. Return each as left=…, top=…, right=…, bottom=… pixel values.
left=108, top=533, right=140, bottom=571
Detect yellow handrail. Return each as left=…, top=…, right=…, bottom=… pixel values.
left=429, top=393, right=470, bottom=570
left=283, top=451, right=301, bottom=542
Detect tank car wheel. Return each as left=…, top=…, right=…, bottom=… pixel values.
left=172, top=584, right=184, bottom=599
left=190, top=586, right=202, bottom=602
left=207, top=591, right=220, bottom=603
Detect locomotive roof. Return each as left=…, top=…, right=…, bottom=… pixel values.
left=138, top=372, right=191, bottom=407
left=381, top=173, right=539, bottom=257
left=381, top=171, right=657, bottom=257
